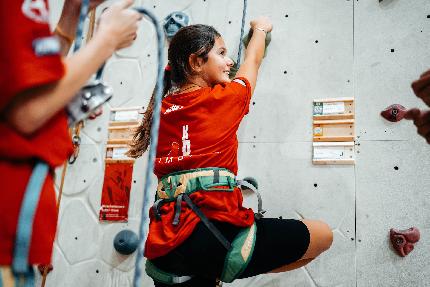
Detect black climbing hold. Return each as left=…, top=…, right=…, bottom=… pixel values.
left=163, top=12, right=190, bottom=40
left=114, top=229, right=139, bottom=255
left=243, top=177, right=258, bottom=190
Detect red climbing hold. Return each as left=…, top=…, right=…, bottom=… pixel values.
left=381, top=104, right=407, bottom=122
left=389, top=227, right=420, bottom=257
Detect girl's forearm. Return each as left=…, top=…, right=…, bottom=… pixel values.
left=244, top=29, right=266, bottom=67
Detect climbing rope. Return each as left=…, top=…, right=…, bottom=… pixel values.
left=236, top=0, right=248, bottom=66
left=131, top=8, right=164, bottom=287
left=73, top=0, right=89, bottom=52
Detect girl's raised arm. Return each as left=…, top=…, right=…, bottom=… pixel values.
left=236, top=16, right=273, bottom=95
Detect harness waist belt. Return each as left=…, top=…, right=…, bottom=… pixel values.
left=156, top=167, right=236, bottom=200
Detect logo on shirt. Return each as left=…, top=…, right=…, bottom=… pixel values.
left=22, top=0, right=49, bottom=24
left=164, top=104, right=184, bottom=114
left=32, top=36, right=61, bottom=56
left=182, top=125, right=191, bottom=156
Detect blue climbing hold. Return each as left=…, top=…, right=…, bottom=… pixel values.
left=113, top=230, right=139, bottom=255
left=163, top=11, right=190, bottom=40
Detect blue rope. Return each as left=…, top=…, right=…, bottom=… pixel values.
left=132, top=8, right=164, bottom=287
left=73, top=0, right=90, bottom=52
left=236, top=0, right=248, bottom=66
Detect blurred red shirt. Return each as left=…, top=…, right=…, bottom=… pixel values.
left=0, top=0, right=72, bottom=265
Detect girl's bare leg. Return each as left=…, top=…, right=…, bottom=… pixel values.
left=269, top=219, right=333, bottom=273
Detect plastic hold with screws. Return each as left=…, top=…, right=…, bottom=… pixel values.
left=114, top=229, right=139, bottom=255
left=163, top=11, right=190, bottom=40
left=380, top=104, right=407, bottom=122
left=389, top=227, right=420, bottom=257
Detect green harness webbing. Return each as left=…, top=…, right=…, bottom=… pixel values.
left=146, top=167, right=261, bottom=284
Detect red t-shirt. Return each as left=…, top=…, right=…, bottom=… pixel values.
left=0, top=1, right=73, bottom=265
left=145, top=78, right=255, bottom=259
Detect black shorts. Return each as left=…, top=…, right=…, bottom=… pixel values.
left=151, top=218, right=310, bottom=287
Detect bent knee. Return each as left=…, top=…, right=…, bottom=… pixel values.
left=318, top=221, right=333, bottom=251
left=302, top=219, right=333, bottom=258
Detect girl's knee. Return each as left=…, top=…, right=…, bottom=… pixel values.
left=318, top=221, right=333, bottom=251
left=302, top=219, right=333, bottom=257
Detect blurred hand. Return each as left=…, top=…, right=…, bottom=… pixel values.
left=411, top=69, right=430, bottom=107
left=97, top=0, right=142, bottom=50
left=404, top=108, right=430, bottom=144
left=250, top=16, right=273, bottom=33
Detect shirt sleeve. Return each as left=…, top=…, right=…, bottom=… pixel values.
left=211, top=76, right=252, bottom=119
left=229, top=77, right=252, bottom=115
left=0, top=0, right=65, bottom=111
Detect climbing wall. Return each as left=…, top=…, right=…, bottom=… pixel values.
left=41, top=0, right=430, bottom=286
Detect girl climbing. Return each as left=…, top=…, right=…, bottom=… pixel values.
left=129, top=17, right=333, bottom=287
left=0, top=0, right=141, bottom=285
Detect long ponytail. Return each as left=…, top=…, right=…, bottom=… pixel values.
left=127, top=68, right=172, bottom=158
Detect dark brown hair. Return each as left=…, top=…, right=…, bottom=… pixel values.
left=127, top=24, right=221, bottom=158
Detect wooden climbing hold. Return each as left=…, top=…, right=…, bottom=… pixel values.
left=389, top=227, right=420, bottom=257
left=381, top=104, right=407, bottom=122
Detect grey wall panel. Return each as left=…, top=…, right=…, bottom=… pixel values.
left=238, top=142, right=355, bottom=286
left=239, top=0, right=353, bottom=143
left=355, top=0, right=430, bottom=141
left=356, top=141, right=430, bottom=286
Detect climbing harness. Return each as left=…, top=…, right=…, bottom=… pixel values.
left=145, top=168, right=264, bottom=285
left=11, top=162, right=49, bottom=287
left=132, top=7, right=165, bottom=287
